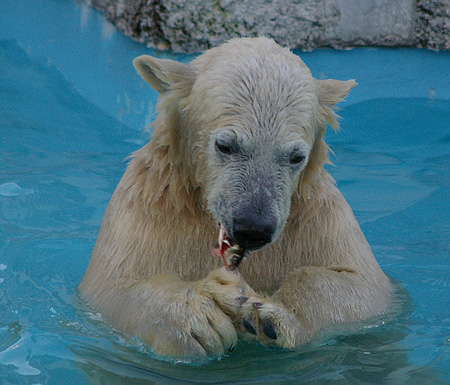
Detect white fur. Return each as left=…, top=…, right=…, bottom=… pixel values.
left=80, top=37, right=393, bottom=357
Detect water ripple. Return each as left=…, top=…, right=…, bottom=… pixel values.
left=0, top=182, right=35, bottom=197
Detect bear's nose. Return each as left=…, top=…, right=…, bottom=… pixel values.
left=231, top=213, right=276, bottom=250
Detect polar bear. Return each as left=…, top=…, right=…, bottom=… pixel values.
left=79, top=37, right=393, bottom=358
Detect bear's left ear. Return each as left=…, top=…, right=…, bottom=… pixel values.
left=133, top=55, right=197, bottom=94
left=316, top=79, right=357, bottom=107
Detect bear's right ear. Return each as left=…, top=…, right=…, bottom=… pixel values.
left=133, top=55, right=197, bottom=94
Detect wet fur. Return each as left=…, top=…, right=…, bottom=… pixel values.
left=80, top=37, right=393, bottom=357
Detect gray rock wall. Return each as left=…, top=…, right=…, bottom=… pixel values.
left=416, top=0, right=450, bottom=49
left=88, top=0, right=450, bottom=52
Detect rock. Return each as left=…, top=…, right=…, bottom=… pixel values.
left=87, top=0, right=450, bottom=53
left=415, top=0, right=450, bottom=50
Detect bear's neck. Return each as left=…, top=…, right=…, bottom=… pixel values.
left=121, top=139, right=221, bottom=281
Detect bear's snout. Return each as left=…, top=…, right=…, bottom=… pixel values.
left=231, top=210, right=276, bottom=250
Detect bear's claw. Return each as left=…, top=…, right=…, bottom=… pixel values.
left=261, top=319, right=278, bottom=340
left=243, top=318, right=257, bottom=335
left=237, top=296, right=249, bottom=305
left=237, top=298, right=303, bottom=348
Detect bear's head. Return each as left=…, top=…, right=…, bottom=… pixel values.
left=134, top=37, right=356, bottom=251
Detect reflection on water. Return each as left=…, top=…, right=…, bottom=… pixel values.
left=1, top=2, right=450, bottom=384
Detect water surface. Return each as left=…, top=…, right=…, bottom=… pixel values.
left=1, top=1, right=450, bottom=384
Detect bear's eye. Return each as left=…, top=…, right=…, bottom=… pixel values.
left=289, top=152, right=305, bottom=165
left=215, top=139, right=234, bottom=155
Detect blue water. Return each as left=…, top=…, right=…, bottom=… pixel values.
left=1, top=0, right=450, bottom=384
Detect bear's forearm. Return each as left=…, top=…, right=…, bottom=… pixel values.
left=80, top=268, right=249, bottom=357
left=272, top=266, right=393, bottom=339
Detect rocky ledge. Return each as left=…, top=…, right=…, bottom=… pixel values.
left=88, top=0, right=450, bottom=53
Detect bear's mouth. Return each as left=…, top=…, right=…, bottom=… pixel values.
left=214, top=224, right=234, bottom=258
left=213, top=224, right=246, bottom=269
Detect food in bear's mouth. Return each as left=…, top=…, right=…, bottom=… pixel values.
left=213, top=224, right=246, bottom=270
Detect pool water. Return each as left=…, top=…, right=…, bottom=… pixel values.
left=1, top=1, right=450, bottom=384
